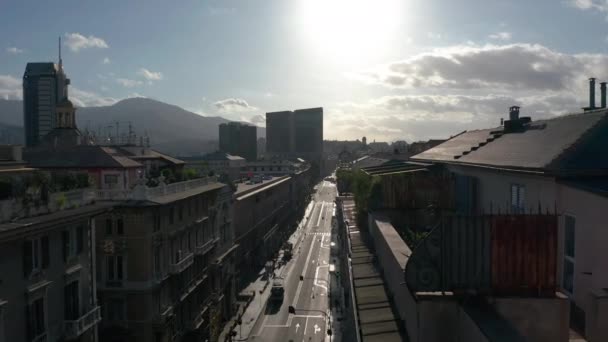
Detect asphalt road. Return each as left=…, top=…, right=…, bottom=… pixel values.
left=249, top=180, right=337, bottom=342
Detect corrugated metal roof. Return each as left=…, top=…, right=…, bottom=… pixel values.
left=412, top=111, right=608, bottom=172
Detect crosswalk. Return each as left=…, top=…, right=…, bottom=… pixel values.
left=307, top=232, right=331, bottom=236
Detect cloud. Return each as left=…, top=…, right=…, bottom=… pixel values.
left=214, top=98, right=257, bottom=112
left=0, top=75, right=21, bottom=100
left=70, top=88, right=118, bottom=107
left=489, top=32, right=512, bottom=41
left=358, top=43, right=608, bottom=93
left=6, top=47, right=23, bottom=54
left=116, top=78, right=143, bottom=88
left=249, top=114, right=265, bottom=126
left=64, top=33, right=109, bottom=52
left=102, top=57, right=110, bottom=64
left=137, top=68, right=163, bottom=81
left=569, top=0, right=607, bottom=11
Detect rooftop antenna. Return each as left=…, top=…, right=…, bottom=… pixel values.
left=58, top=36, right=62, bottom=68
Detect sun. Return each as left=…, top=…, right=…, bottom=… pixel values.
left=297, top=0, right=404, bottom=65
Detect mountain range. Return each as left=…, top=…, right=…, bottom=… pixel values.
left=0, top=98, right=265, bottom=156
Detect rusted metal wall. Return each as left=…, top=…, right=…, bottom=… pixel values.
left=405, top=213, right=557, bottom=297
left=491, top=215, right=557, bottom=297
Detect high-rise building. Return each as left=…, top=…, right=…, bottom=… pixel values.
left=266, top=107, right=323, bottom=158
left=294, top=107, right=323, bottom=156
left=265, top=111, right=294, bottom=155
left=219, top=122, right=257, bottom=161
left=23, top=39, right=70, bottom=147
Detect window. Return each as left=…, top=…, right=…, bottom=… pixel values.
left=62, top=226, right=84, bottom=261
left=64, top=281, right=80, bottom=320
left=104, top=174, right=119, bottom=189
left=154, top=248, right=161, bottom=275
left=23, top=236, right=49, bottom=277
left=106, top=298, right=125, bottom=321
left=563, top=215, right=575, bottom=294
left=169, top=207, right=175, bottom=224
left=178, top=205, right=183, bottom=221
left=510, top=184, right=525, bottom=213
left=105, top=218, right=112, bottom=235
left=188, top=201, right=192, bottom=216
left=106, top=255, right=124, bottom=284
left=27, top=297, right=46, bottom=340
left=153, top=213, right=160, bottom=232
left=116, top=218, right=124, bottom=235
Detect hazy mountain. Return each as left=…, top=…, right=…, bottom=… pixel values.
left=0, top=98, right=266, bottom=155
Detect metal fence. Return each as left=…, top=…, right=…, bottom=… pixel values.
left=404, top=211, right=557, bottom=297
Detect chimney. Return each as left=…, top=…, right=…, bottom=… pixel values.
left=589, top=77, right=596, bottom=110
left=601, top=82, right=607, bottom=108
left=509, top=106, right=520, bottom=121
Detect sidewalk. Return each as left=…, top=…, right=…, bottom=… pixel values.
left=219, top=201, right=316, bottom=341
left=328, top=220, right=343, bottom=342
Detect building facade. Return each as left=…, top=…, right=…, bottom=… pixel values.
left=219, top=122, right=257, bottom=161
left=411, top=106, right=608, bottom=341
left=265, top=111, right=294, bottom=156
left=0, top=161, right=109, bottom=342
left=23, top=58, right=70, bottom=147
left=96, top=178, right=237, bottom=342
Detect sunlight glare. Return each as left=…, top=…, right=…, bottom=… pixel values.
left=298, top=0, right=403, bottom=65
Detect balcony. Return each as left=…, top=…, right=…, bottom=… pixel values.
left=169, top=252, right=194, bottom=274
left=195, top=238, right=218, bottom=256
left=188, top=299, right=211, bottom=331
left=64, top=306, right=101, bottom=339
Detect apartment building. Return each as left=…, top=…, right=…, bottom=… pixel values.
left=0, top=150, right=110, bottom=342
left=410, top=105, right=608, bottom=340
left=96, top=178, right=236, bottom=342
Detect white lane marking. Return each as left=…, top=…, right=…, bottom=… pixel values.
left=316, top=201, right=325, bottom=226
left=314, top=265, right=329, bottom=292
left=314, top=324, right=321, bottom=334
left=295, top=323, right=300, bottom=333
left=303, top=316, right=309, bottom=339
left=292, top=235, right=316, bottom=307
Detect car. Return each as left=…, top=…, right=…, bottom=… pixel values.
left=270, top=278, right=285, bottom=301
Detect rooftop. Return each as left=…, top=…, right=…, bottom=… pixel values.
left=235, top=175, right=290, bottom=198
left=412, top=110, right=608, bottom=174
left=24, top=145, right=143, bottom=169
left=340, top=198, right=406, bottom=342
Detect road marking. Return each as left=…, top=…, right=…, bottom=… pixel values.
left=316, top=202, right=325, bottom=226
left=292, top=234, right=316, bottom=307
left=314, top=265, right=329, bottom=292
left=303, top=316, right=309, bottom=339
left=314, top=324, right=321, bottom=334
left=296, top=323, right=300, bottom=332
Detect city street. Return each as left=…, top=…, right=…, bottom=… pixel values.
left=249, top=180, right=337, bottom=342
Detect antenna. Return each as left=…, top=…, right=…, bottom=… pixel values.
left=58, top=36, right=62, bottom=67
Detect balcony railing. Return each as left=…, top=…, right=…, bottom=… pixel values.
left=169, top=252, right=194, bottom=274
left=195, top=238, right=218, bottom=256
left=188, top=299, right=212, bottom=331
left=64, top=306, right=101, bottom=339
left=97, top=177, right=218, bottom=202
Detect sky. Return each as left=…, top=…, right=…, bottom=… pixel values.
left=2, top=0, right=608, bottom=142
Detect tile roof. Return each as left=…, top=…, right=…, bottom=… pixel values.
left=24, top=145, right=142, bottom=169
left=116, top=146, right=185, bottom=165
left=412, top=110, right=608, bottom=173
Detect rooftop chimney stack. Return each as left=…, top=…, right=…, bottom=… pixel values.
left=589, top=77, right=596, bottom=110
left=509, top=106, right=520, bottom=121
left=601, top=82, right=606, bottom=108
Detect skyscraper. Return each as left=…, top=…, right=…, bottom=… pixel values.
left=23, top=38, right=70, bottom=147
left=266, top=110, right=294, bottom=155
left=265, top=107, right=323, bottom=161
left=219, top=122, right=257, bottom=161
left=294, top=107, right=323, bottom=156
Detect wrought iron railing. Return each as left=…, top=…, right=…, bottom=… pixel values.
left=64, top=306, right=101, bottom=338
